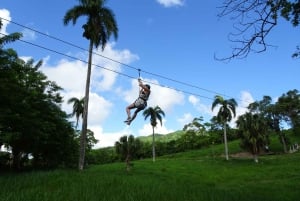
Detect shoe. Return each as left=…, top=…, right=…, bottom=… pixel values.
left=124, top=117, right=131, bottom=124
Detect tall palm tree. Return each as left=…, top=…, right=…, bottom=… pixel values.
left=63, top=0, right=118, bottom=170
left=142, top=106, right=165, bottom=162
left=211, top=95, right=237, bottom=160
left=67, top=97, right=84, bottom=129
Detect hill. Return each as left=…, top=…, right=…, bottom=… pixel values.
left=137, top=130, right=184, bottom=143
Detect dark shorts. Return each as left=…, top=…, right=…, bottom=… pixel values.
left=134, top=98, right=147, bottom=109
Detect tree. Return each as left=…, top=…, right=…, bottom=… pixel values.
left=68, top=97, right=84, bottom=129
left=236, top=112, right=268, bottom=163
left=183, top=116, right=206, bottom=135
left=217, top=0, right=300, bottom=60
left=212, top=95, right=237, bottom=160
left=276, top=89, right=300, bottom=135
left=248, top=96, right=287, bottom=153
left=63, top=0, right=118, bottom=170
left=142, top=106, right=165, bottom=162
left=0, top=56, right=77, bottom=169
left=115, top=135, right=141, bottom=171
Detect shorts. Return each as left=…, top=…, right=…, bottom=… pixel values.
left=134, top=98, right=147, bottom=109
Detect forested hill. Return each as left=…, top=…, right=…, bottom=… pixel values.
left=137, top=130, right=184, bottom=143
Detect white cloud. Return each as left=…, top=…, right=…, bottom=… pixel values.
left=0, top=9, right=11, bottom=35
left=122, top=78, right=185, bottom=113
left=90, top=125, right=130, bottom=148
left=189, top=95, right=199, bottom=105
left=42, top=59, right=87, bottom=93
left=38, top=42, right=140, bottom=148
left=92, top=43, right=139, bottom=91
left=156, top=0, right=184, bottom=7
left=22, top=28, right=36, bottom=41
left=177, top=113, right=193, bottom=126
left=233, top=91, right=253, bottom=122
left=188, top=95, right=212, bottom=116
left=147, top=80, right=185, bottom=112
left=138, top=118, right=174, bottom=136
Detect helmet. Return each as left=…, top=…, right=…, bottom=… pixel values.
left=145, top=84, right=150, bottom=89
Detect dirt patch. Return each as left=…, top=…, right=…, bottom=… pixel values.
left=230, top=152, right=253, bottom=158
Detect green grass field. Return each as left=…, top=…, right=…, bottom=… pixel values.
left=1, top=142, right=299, bottom=201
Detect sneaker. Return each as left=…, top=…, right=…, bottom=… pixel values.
left=124, top=117, right=131, bottom=123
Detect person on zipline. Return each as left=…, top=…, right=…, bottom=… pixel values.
left=125, top=78, right=151, bottom=125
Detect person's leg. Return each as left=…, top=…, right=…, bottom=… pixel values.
left=128, top=108, right=142, bottom=125
left=126, top=103, right=135, bottom=120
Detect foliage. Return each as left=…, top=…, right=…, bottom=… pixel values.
left=0, top=53, right=78, bottom=170
left=237, top=112, right=268, bottom=162
left=115, top=135, right=143, bottom=171
left=277, top=89, right=300, bottom=135
left=0, top=25, right=78, bottom=170
left=67, top=97, right=84, bottom=129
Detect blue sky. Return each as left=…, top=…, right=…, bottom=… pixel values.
left=1, top=0, right=299, bottom=147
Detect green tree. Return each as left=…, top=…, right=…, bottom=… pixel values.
left=68, top=97, right=84, bottom=129
left=236, top=112, right=268, bottom=163
left=183, top=116, right=206, bottom=135
left=0, top=56, right=77, bottom=169
left=248, top=96, right=287, bottom=153
left=142, top=106, right=165, bottom=162
left=217, top=0, right=300, bottom=60
left=115, top=135, right=141, bottom=171
left=212, top=95, right=237, bottom=160
left=63, top=0, right=118, bottom=170
left=276, top=89, right=300, bottom=136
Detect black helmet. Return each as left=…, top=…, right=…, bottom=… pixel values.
left=145, top=84, right=150, bottom=89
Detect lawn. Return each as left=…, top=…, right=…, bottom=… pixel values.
left=1, top=145, right=299, bottom=201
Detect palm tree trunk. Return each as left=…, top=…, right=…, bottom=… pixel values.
left=79, top=40, right=93, bottom=170
left=223, top=122, right=229, bottom=160
left=152, top=126, right=156, bottom=162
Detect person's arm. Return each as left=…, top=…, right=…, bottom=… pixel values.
left=138, top=79, right=150, bottom=92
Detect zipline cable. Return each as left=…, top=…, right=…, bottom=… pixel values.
left=0, top=32, right=216, bottom=101
left=0, top=17, right=235, bottom=100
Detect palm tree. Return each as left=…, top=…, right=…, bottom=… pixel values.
left=183, top=116, right=205, bottom=135
left=115, top=135, right=136, bottom=171
left=63, top=0, right=118, bottom=170
left=142, top=106, right=165, bottom=162
left=67, top=97, right=84, bottom=129
left=236, top=112, right=268, bottom=162
left=212, top=95, right=237, bottom=160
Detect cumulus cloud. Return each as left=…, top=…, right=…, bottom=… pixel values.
left=90, top=125, right=131, bottom=149
left=92, top=43, right=139, bottom=91
left=147, top=80, right=185, bottom=112
left=138, top=118, right=174, bottom=136
left=188, top=95, right=212, bottom=116
left=122, top=78, right=185, bottom=113
left=39, top=42, right=139, bottom=148
left=22, top=28, right=36, bottom=41
left=0, top=9, right=11, bottom=35
left=156, top=0, right=184, bottom=7
left=234, top=91, right=254, bottom=121
left=177, top=113, right=193, bottom=127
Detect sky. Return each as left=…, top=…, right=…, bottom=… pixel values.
left=1, top=0, right=299, bottom=148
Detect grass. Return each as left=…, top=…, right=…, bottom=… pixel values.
left=1, top=142, right=300, bottom=201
